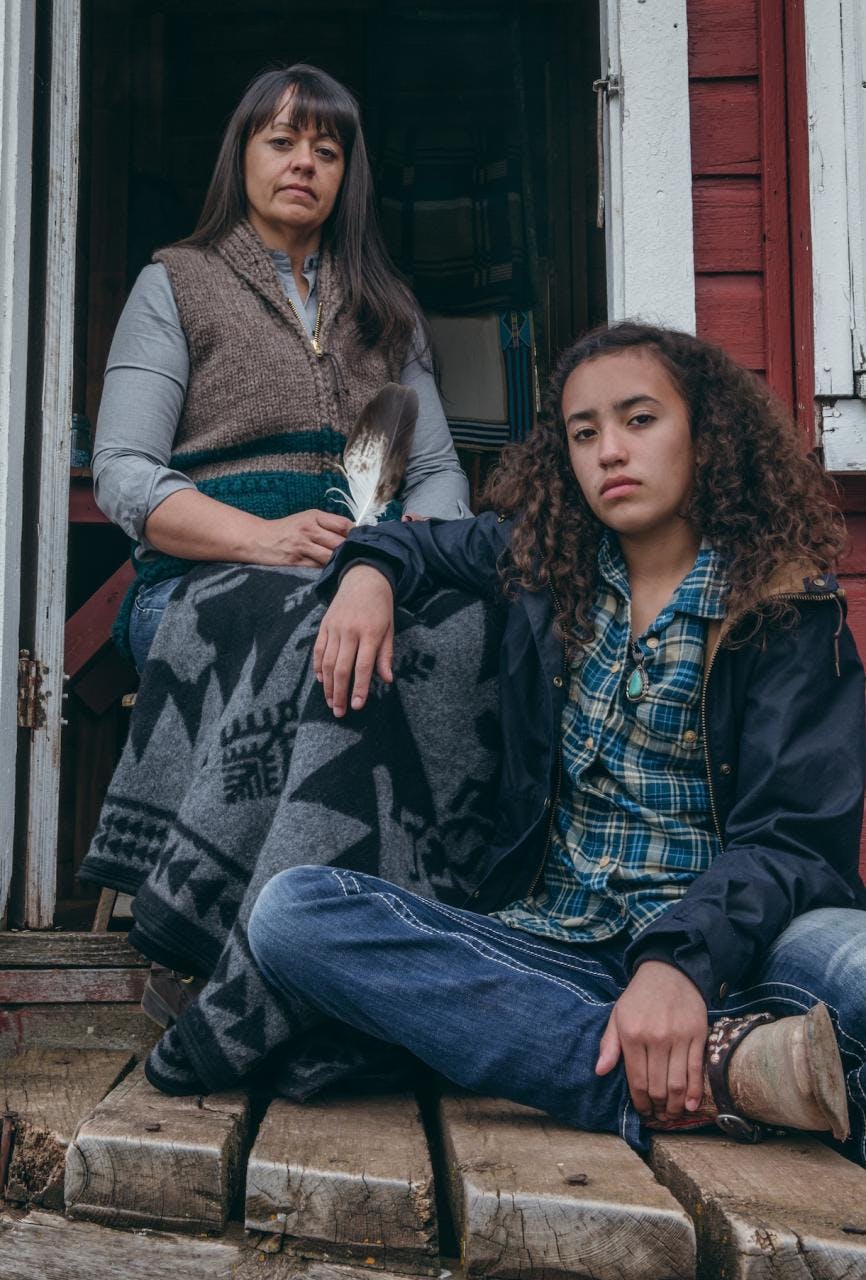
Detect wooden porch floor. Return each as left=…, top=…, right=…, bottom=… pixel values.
left=2, top=1042, right=866, bottom=1280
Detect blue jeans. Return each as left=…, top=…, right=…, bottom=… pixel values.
left=248, top=866, right=866, bottom=1163
left=128, top=575, right=185, bottom=673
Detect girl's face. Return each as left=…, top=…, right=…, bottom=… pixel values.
left=244, top=90, right=346, bottom=247
left=561, top=348, right=696, bottom=545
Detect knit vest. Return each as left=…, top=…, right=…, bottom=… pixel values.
left=115, top=220, right=408, bottom=653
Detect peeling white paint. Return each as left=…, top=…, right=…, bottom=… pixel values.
left=0, top=1, right=35, bottom=920
left=600, top=0, right=695, bottom=332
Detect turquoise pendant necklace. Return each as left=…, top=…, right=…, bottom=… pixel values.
left=625, top=639, right=650, bottom=703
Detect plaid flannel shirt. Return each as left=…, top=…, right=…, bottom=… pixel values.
left=496, top=535, right=728, bottom=944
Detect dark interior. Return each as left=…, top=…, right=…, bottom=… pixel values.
left=59, top=0, right=604, bottom=917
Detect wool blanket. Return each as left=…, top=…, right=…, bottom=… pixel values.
left=79, top=562, right=501, bottom=1096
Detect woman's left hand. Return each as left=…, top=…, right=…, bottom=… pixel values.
left=594, top=960, right=708, bottom=1121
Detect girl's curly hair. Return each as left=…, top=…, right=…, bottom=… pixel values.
left=482, top=322, right=846, bottom=648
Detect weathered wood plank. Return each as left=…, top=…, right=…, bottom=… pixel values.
left=692, top=178, right=762, bottom=273
left=651, top=1132, right=866, bottom=1279
left=0, top=1213, right=427, bottom=1280
left=0, top=967, right=147, bottom=1003
left=439, top=1096, right=695, bottom=1280
left=689, top=80, right=760, bottom=176
left=1, top=1048, right=132, bottom=1209
left=65, top=1063, right=249, bottom=1233
left=0, top=1002, right=159, bottom=1058
left=0, top=931, right=147, bottom=967
left=245, top=1094, right=438, bottom=1273
left=687, top=0, right=758, bottom=78
left=695, top=275, right=765, bottom=370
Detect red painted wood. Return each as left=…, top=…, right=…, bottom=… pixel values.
left=841, top=515, right=866, bottom=575
left=783, top=0, right=817, bottom=441
left=758, top=0, right=795, bottom=409
left=692, top=178, right=762, bottom=272
left=69, top=478, right=109, bottom=524
left=689, top=80, right=761, bottom=176
left=64, top=561, right=136, bottom=679
left=695, top=275, right=765, bottom=369
left=0, top=968, right=147, bottom=1004
left=687, top=0, right=758, bottom=77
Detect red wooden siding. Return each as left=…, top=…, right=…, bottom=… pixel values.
left=687, top=0, right=793, bottom=402
left=689, top=0, right=866, bottom=873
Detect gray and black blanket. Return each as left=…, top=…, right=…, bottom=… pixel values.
left=79, top=563, right=501, bottom=1096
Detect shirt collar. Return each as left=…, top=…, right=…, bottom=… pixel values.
left=270, top=249, right=320, bottom=280
left=597, top=532, right=728, bottom=622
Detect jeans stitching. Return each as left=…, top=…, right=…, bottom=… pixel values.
left=332, top=869, right=617, bottom=982
left=370, top=889, right=608, bottom=1006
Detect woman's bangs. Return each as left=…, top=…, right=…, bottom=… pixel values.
left=246, top=71, right=356, bottom=149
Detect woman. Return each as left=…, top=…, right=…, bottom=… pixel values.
left=92, top=63, right=470, bottom=670
left=244, top=322, right=866, bottom=1163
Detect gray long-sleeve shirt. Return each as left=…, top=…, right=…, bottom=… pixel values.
left=92, top=251, right=471, bottom=557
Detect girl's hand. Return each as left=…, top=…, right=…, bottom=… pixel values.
left=595, top=961, right=708, bottom=1121
left=256, top=510, right=354, bottom=567
left=314, top=566, right=395, bottom=716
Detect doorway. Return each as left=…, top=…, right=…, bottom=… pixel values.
left=29, top=0, right=606, bottom=925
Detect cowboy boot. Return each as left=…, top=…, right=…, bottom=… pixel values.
left=649, top=1002, right=850, bottom=1143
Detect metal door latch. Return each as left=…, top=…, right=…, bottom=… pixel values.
left=17, top=649, right=47, bottom=729
left=593, top=74, right=622, bottom=229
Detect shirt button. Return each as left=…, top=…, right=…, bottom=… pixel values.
left=473, top=890, right=481, bottom=898
left=585, top=736, right=594, bottom=749
left=682, top=729, right=698, bottom=745
left=553, top=675, right=564, bottom=688
left=611, top=661, right=621, bottom=673
left=543, top=796, right=551, bottom=810
left=599, top=854, right=611, bottom=867
left=720, top=762, right=733, bottom=776
left=646, top=636, right=660, bottom=650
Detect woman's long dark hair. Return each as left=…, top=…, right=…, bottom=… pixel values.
left=483, top=322, right=847, bottom=647
left=180, top=64, right=421, bottom=353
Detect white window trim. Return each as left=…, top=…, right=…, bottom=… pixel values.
left=805, top=0, right=866, bottom=470
left=0, top=0, right=35, bottom=920
left=600, top=0, right=695, bottom=333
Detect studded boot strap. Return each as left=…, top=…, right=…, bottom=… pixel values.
left=706, top=1011, right=777, bottom=1142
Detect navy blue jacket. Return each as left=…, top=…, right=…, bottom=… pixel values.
left=319, top=512, right=866, bottom=1006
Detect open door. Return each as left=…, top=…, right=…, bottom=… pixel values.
left=0, top=0, right=36, bottom=924
left=13, top=0, right=81, bottom=927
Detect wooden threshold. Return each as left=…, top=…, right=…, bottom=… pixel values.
left=439, top=1095, right=695, bottom=1280
left=65, top=1063, right=250, bottom=1234
left=651, top=1130, right=866, bottom=1278
left=245, top=1094, right=439, bottom=1275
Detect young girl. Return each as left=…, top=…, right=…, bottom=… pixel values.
left=247, top=322, right=866, bottom=1159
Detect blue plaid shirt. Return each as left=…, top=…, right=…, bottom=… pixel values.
left=496, top=535, right=728, bottom=943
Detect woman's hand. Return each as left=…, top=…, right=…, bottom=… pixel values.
left=314, top=566, right=395, bottom=716
left=255, top=510, right=354, bottom=566
left=595, top=961, right=708, bottom=1121
left=143, top=491, right=353, bottom=566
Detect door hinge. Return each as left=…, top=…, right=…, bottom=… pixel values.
left=17, top=649, right=47, bottom=729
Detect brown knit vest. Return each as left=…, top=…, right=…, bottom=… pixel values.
left=155, top=220, right=407, bottom=485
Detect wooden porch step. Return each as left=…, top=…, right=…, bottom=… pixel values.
left=439, top=1096, right=696, bottom=1280
left=245, top=1094, right=438, bottom=1274
left=0, top=1047, right=133, bottom=1210
left=0, top=1211, right=427, bottom=1280
left=651, top=1131, right=866, bottom=1278
left=64, top=1063, right=249, bottom=1233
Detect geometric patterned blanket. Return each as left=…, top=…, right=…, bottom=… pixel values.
left=79, top=562, right=501, bottom=1097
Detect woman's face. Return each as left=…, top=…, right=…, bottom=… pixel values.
left=244, top=90, right=346, bottom=248
left=561, top=348, right=696, bottom=545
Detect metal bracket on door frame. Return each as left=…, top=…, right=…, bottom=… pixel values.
left=593, top=73, right=622, bottom=229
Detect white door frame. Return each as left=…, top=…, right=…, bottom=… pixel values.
left=599, top=0, right=696, bottom=333
left=19, top=0, right=82, bottom=927
left=805, top=0, right=866, bottom=471
left=0, top=1, right=36, bottom=923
